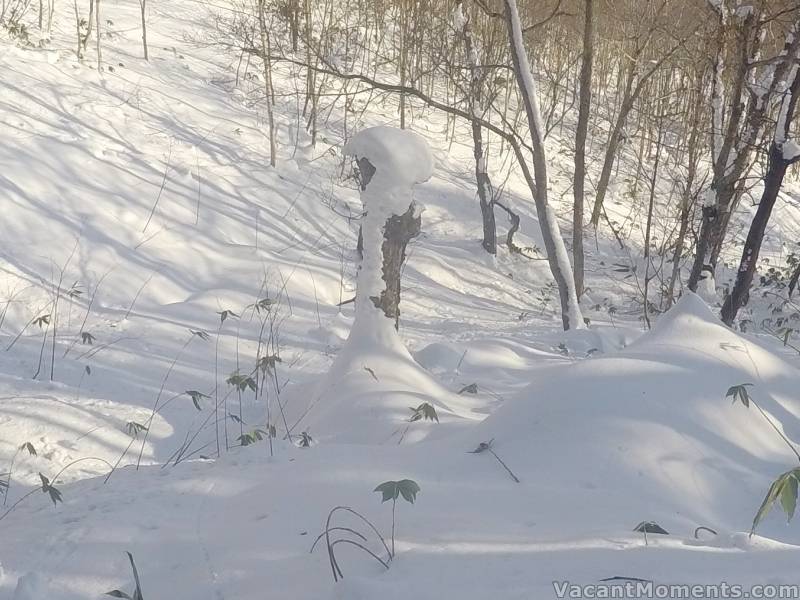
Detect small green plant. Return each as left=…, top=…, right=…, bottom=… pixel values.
left=226, top=371, right=257, bottom=392
left=106, top=551, right=144, bottom=599
left=215, top=309, right=240, bottom=453
left=633, top=521, right=668, bottom=546
left=408, top=402, right=439, bottom=423
left=125, top=422, right=148, bottom=438
left=457, top=383, right=478, bottom=395
left=396, top=402, right=439, bottom=444
left=469, top=439, right=521, bottom=483
left=38, top=473, right=63, bottom=506
left=297, top=431, right=313, bottom=448
left=374, top=479, right=420, bottom=557
left=2, top=441, right=37, bottom=507
left=237, top=428, right=271, bottom=446
left=32, top=313, right=52, bottom=379
left=728, top=384, right=800, bottom=535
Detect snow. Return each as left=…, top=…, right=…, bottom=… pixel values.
left=343, top=126, right=434, bottom=191
left=782, top=139, right=800, bottom=162
left=2, top=1, right=800, bottom=599
left=452, top=2, right=467, bottom=31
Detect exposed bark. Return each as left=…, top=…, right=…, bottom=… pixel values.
left=355, top=157, right=421, bottom=330
left=371, top=205, right=421, bottom=329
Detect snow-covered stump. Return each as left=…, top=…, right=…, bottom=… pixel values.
left=296, top=128, right=480, bottom=443
left=345, top=126, right=432, bottom=339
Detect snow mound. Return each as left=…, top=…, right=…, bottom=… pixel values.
left=295, top=339, right=485, bottom=444
left=343, top=126, right=434, bottom=187
left=456, top=292, right=800, bottom=542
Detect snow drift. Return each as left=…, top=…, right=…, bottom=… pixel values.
left=458, top=293, right=800, bottom=542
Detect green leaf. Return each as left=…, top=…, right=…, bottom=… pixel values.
left=457, top=383, right=478, bottom=395
left=408, top=402, right=439, bottom=423
left=126, top=551, right=144, bottom=600
left=20, top=441, right=36, bottom=456
left=217, top=310, right=239, bottom=324
left=226, top=371, right=257, bottom=393
left=751, top=468, right=800, bottom=535
left=33, top=314, right=50, bottom=328
left=633, top=521, right=669, bottom=534
left=190, top=329, right=210, bottom=342
left=253, top=298, right=274, bottom=313
left=185, top=390, right=209, bottom=411
left=397, top=479, right=421, bottom=504
left=125, top=421, right=148, bottom=438
left=469, top=439, right=494, bottom=454
left=374, top=479, right=421, bottom=504
left=374, top=481, right=399, bottom=503
left=256, top=354, right=281, bottom=374
left=81, top=331, right=96, bottom=345
left=106, top=591, right=133, bottom=599
left=780, top=474, right=798, bottom=522
left=726, top=383, right=753, bottom=408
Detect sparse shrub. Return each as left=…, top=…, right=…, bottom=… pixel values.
left=728, top=384, right=800, bottom=535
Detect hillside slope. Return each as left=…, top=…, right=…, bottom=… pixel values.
left=2, top=2, right=800, bottom=599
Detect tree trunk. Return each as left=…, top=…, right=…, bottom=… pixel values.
left=258, top=0, right=277, bottom=167
left=140, top=0, right=148, bottom=60
left=721, top=65, right=800, bottom=324
left=689, top=11, right=800, bottom=292
left=458, top=3, right=496, bottom=255
left=720, top=148, right=788, bottom=325
left=503, top=0, right=584, bottom=330
left=473, top=123, right=497, bottom=256
left=95, top=0, right=101, bottom=70
left=572, top=0, right=594, bottom=296
left=588, top=64, right=634, bottom=226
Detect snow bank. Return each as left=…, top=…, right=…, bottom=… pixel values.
left=456, top=293, right=800, bottom=541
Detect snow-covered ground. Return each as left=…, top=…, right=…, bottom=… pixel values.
left=3, top=1, right=800, bottom=598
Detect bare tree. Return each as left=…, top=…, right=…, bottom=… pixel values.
left=721, top=31, right=800, bottom=324
left=139, top=0, right=148, bottom=61
left=688, top=2, right=799, bottom=293
left=502, top=0, right=584, bottom=330
left=258, top=0, right=277, bottom=167
left=572, top=0, right=594, bottom=297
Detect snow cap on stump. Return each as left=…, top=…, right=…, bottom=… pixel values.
left=343, top=126, right=434, bottom=187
